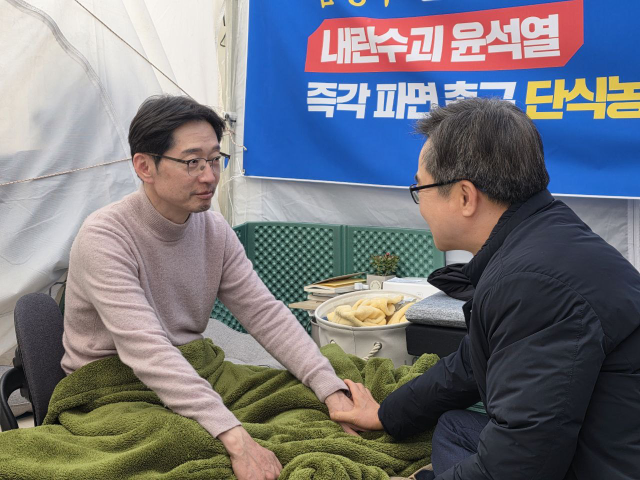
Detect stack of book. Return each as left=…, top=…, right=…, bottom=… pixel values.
left=289, top=273, right=366, bottom=313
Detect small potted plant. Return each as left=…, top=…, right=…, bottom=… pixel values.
left=367, top=252, right=399, bottom=289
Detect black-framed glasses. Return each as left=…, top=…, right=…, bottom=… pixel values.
left=144, top=152, right=230, bottom=177
left=409, top=179, right=463, bottom=204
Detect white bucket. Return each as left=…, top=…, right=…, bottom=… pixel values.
left=314, top=290, right=422, bottom=367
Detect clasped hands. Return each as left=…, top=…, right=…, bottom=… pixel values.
left=325, top=379, right=384, bottom=434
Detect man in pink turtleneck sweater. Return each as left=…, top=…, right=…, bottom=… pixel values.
left=62, top=95, right=353, bottom=480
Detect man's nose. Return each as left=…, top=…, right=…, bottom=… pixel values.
left=199, top=163, right=218, bottom=183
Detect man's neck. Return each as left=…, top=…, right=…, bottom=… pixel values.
left=143, top=183, right=190, bottom=224
left=468, top=203, right=509, bottom=255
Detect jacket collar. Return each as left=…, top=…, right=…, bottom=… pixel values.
left=462, top=189, right=555, bottom=287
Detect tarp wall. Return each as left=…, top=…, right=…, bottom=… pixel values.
left=0, top=0, right=225, bottom=361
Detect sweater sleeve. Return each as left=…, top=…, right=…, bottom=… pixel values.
left=215, top=221, right=347, bottom=402
left=72, top=223, right=241, bottom=438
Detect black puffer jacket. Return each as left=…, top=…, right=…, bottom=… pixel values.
left=379, top=190, right=640, bottom=479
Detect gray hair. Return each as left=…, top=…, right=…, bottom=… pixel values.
left=416, top=97, right=549, bottom=205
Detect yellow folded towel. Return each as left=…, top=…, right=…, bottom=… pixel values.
left=328, top=296, right=412, bottom=327
left=328, top=304, right=387, bottom=327
left=387, top=301, right=416, bottom=324
left=352, top=295, right=404, bottom=316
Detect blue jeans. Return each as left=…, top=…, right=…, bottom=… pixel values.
left=431, top=409, right=490, bottom=476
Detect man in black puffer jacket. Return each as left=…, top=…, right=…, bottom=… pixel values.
left=332, top=98, right=640, bottom=479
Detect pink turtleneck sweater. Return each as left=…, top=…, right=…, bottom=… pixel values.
left=61, top=186, right=346, bottom=438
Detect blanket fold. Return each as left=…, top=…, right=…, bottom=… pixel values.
left=0, top=339, right=438, bottom=479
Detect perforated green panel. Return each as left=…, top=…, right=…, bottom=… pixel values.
left=211, top=222, right=444, bottom=334
left=212, top=223, right=342, bottom=333
left=345, top=226, right=445, bottom=278
left=250, top=223, right=342, bottom=332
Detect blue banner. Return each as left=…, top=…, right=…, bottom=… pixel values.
left=244, top=0, right=640, bottom=198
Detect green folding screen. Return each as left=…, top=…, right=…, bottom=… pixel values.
left=211, top=222, right=445, bottom=333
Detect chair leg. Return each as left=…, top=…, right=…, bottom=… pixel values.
left=0, top=366, right=25, bottom=431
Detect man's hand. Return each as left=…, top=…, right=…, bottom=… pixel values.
left=328, top=379, right=384, bottom=432
left=325, top=389, right=359, bottom=435
left=218, top=425, right=282, bottom=480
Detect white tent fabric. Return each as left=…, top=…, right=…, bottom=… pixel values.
left=221, top=0, right=640, bottom=269
left=0, top=0, right=225, bottom=361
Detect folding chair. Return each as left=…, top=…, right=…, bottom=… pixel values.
left=0, top=293, right=65, bottom=431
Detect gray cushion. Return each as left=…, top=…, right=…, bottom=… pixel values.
left=405, top=292, right=467, bottom=329
left=0, top=365, right=32, bottom=417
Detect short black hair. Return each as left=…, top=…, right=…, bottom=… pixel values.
left=128, top=95, right=225, bottom=166
left=416, top=97, right=549, bottom=205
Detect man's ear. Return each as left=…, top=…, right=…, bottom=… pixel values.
left=133, top=153, right=156, bottom=183
left=459, top=180, right=480, bottom=218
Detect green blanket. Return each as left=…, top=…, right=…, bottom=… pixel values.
left=0, top=339, right=438, bottom=479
